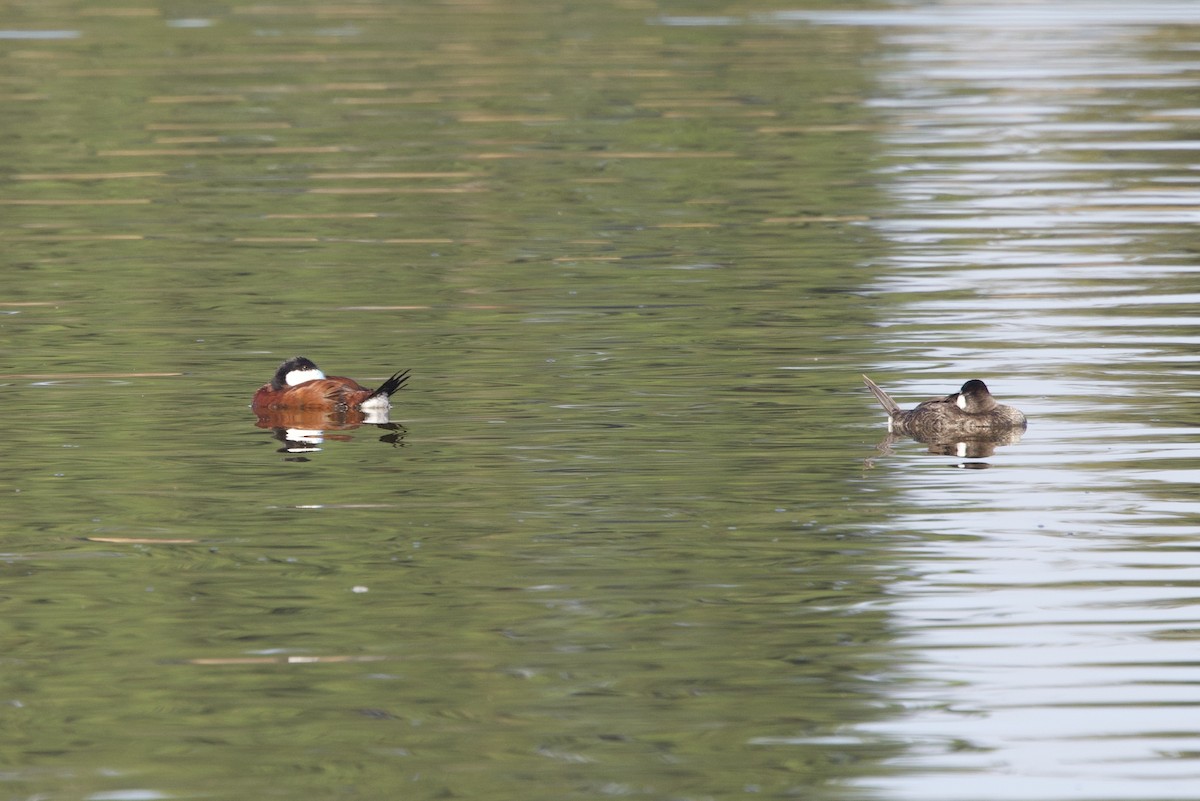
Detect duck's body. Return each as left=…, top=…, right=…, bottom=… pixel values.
left=252, top=356, right=409, bottom=412
left=862, top=375, right=1026, bottom=440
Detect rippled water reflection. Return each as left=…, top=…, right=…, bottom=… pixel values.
left=840, top=2, right=1200, bottom=799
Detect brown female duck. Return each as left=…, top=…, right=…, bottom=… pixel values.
left=863, top=375, right=1026, bottom=440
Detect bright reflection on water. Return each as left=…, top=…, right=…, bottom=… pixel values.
left=830, top=3, right=1200, bottom=799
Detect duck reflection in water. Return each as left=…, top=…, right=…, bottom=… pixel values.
left=862, top=375, right=1026, bottom=465
left=254, top=407, right=406, bottom=458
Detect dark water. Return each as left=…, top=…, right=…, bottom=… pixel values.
left=1, top=2, right=1199, bottom=800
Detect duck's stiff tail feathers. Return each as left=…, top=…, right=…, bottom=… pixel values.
left=367, top=369, right=411, bottom=402
left=862, top=375, right=902, bottom=416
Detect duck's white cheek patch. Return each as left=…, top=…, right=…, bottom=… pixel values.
left=956, top=441, right=967, bottom=457
left=286, top=368, right=325, bottom=386
left=955, top=394, right=967, bottom=410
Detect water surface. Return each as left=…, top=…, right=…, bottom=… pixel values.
left=1, top=1, right=1199, bottom=800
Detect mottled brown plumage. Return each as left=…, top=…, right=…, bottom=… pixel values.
left=863, top=375, right=1026, bottom=440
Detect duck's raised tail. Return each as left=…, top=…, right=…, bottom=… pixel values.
left=862, top=375, right=902, bottom=416
left=367, top=369, right=411, bottom=402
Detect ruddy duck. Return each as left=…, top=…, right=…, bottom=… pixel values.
left=252, top=356, right=410, bottom=412
left=862, top=375, right=1026, bottom=440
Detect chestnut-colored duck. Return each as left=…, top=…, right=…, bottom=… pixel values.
left=253, top=356, right=409, bottom=412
